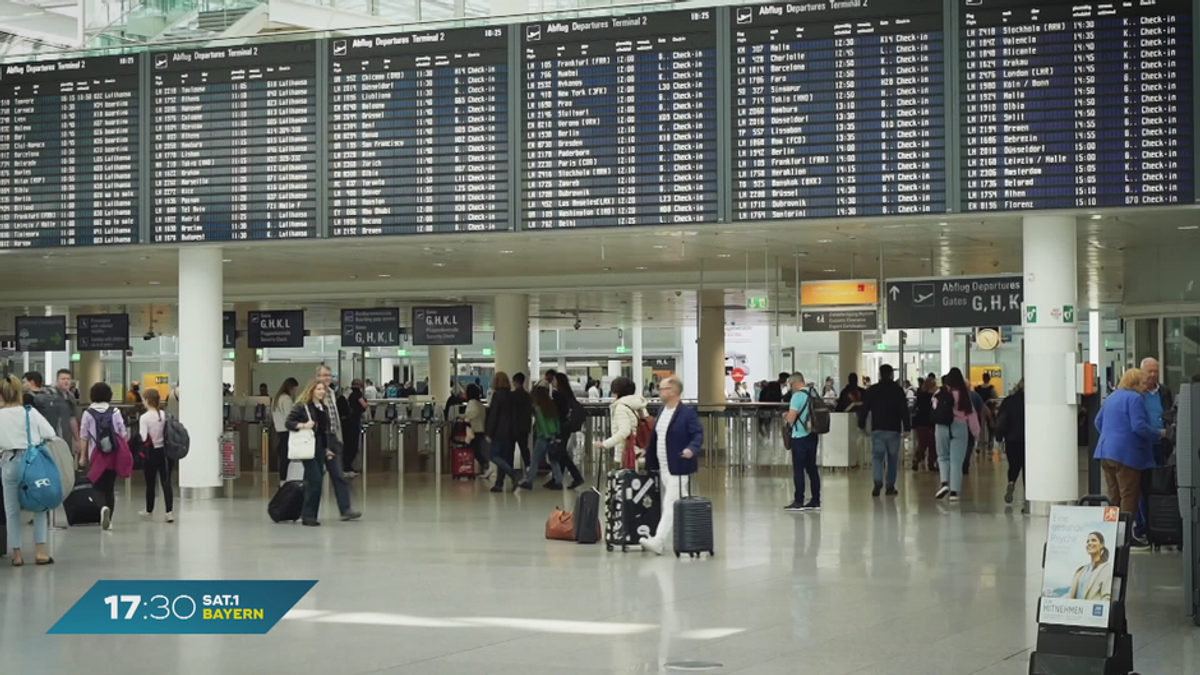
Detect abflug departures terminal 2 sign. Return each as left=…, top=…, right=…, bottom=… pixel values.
left=886, top=275, right=1023, bottom=329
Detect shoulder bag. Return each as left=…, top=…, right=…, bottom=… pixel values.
left=288, top=405, right=317, bottom=461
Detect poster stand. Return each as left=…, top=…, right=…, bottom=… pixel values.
left=1029, top=497, right=1136, bottom=675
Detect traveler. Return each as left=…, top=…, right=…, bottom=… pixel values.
left=314, top=366, right=360, bottom=521
left=444, top=383, right=463, bottom=421
left=258, top=383, right=269, bottom=397
left=1139, top=358, right=1172, bottom=465
left=777, top=372, right=793, bottom=403
left=484, top=371, right=522, bottom=493
left=137, top=388, right=174, bottom=523
left=364, top=380, right=379, bottom=400
left=933, top=368, right=980, bottom=502
left=511, top=372, right=534, bottom=469
left=80, top=382, right=130, bottom=531
left=821, top=376, right=837, bottom=399
left=285, top=380, right=361, bottom=526
left=911, top=377, right=938, bottom=472
left=857, top=364, right=911, bottom=497
left=519, top=385, right=564, bottom=491
left=640, top=375, right=703, bottom=556
left=974, top=372, right=997, bottom=403
left=835, top=373, right=865, bottom=412
left=125, top=381, right=142, bottom=405
left=463, top=384, right=489, bottom=479
left=784, top=373, right=821, bottom=512
left=965, top=383, right=991, bottom=471
left=759, top=377, right=782, bottom=404
left=995, top=379, right=1026, bottom=507
left=0, top=375, right=57, bottom=565
left=1094, top=368, right=1164, bottom=528
left=586, top=379, right=602, bottom=400
left=552, top=372, right=587, bottom=489
left=272, top=378, right=300, bottom=484
left=23, top=370, right=79, bottom=457
left=595, top=376, right=647, bottom=464
left=343, top=379, right=368, bottom=478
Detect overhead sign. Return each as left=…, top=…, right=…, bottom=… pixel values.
left=646, top=357, right=676, bottom=373
left=801, top=309, right=878, bottom=332
left=412, top=306, right=473, bottom=346
left=16, top=316, right=67, bottom=352
left=746, top=296, right=768, bottom=310
left=341, top=308, right=401, bottom=348
left=885, top=275, right=1023, bottom=329
left=77, top=314, right=130, bottom=351
left=248, top=310, right=305, bottom=349
left=800, top=280, right=878, bottom=307
left=223, top=311, right=237, bottom=349
left=1039, top=505, right=1120, bottom=629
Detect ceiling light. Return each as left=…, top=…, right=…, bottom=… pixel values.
left=140, top=256, right=149, bottom=261
left=149, top=281, right=161, bottom=286
left=817, top=239, right=832, bottom=244
left=1179, top=225, right=1199, bottom=231
left=823, top=268, right=836, bottom=273
left=938, top=222, right=948, bottom=227
left=222, top=259, right=232, bottom=263
left=635, top=266, right=647, bottom=270
left=499, top=250, right=514, bottom=254
left=653, top=245, right=666, bottom=250
left=433, top=262, right=446, bottom=267
left=717, top=253, right=731, bottom=258
left=378, top=274, right=391, bottom=278
left=350, top=275, right=358, bottom=279
left=1090, top=214, right=1102, bottom=220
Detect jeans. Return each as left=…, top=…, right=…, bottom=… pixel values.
left=343, top=419, right=362, bottom=473
left=275, top=431, right=290, bottom=483
left=143, top=445, right=174, bottom=513
left=554, top=434, right=585, bottom=484
left=525, top=437, right=563, bottom=485
left=647, top=472, right=691, bottom=549
left=2, top=450, right=48, bottom=553
left=516, top=435, right=531, bottom=469
left=1006, top=441, right=1026, bottom=484
left=489, top=436, right=517, bottom=487
left=936, top=420, right=969, bottom=492
left=789, top=434, right=821, bottom=505
left=324, top=451, right=353, bottom=515
left=301, top=458, right=324, bottom=521
left=871, top=430, right=902, bottom=487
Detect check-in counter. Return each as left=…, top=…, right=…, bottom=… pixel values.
left=818, top=412, right=858, bottom=469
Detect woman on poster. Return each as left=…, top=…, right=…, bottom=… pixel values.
left=1068, top=532, right=1113, bottom=601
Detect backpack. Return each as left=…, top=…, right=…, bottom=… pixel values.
left=802, top=390, right=831, bottom=435
left=564, top=397, right=586, bottom=435
left=621, top=407, right=654, bottom=469
left=932, top=389, right=956, bottom=427
left=18, top=407, right=64, bottom=512
left=85, top=407, right=118, bottom=454
left=162, top=411, right=191, bottom=461
left=28, top=390, right=66, bottom=439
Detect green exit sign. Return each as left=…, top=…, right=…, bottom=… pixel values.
left=746, top=296, right=769, bottom=310
left=71, top=352, right=81, bottom=362
left=876, top=342, right=888, bottom=351
left=482, top=348, right=493, bottom=357
left=396, top=349, right=408, bottom=357
left=616, top=346, right=628, bottom=354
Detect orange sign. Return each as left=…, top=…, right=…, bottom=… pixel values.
left=800, top=280, right=878, bottom=307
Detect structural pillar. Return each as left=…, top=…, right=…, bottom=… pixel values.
left=698, top=289, right=725, bottom=406
left=493, top=294, right=529, bottom=380
left=1024, top=215, right=1079, bottom=502
left=77, top=351, right=104, bottom=392
left=178, top=247, right=224, bottom=498
left=607, top=360, right=622, bottom=379
left=631, top=294, right=644, bottom=394
left=429, top=345, right=452, bottom=406
left=529, top=313, right=541, bottom=382
left=232, top=302, right=257, bottom=396
left=838, top=332, right=863, bottom=386
left=940, top=328, right=953, bottom=375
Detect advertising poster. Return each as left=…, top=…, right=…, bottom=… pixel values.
left=969, top=365, right=1003, bottom=393
left=143, top=373, right=171, bottom=401
left=1039, top=505, right=1120, bottom=629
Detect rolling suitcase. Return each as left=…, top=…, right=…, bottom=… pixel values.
left=573, top=488, right=602, bottom=544
left=672, top=475, right=714, bottom=558
left=269, top=462, right=305, bottom=523
left=1144, top=465, right=1183, bottom=548
left=452, top=447, right=476, bottom=480
left=64, top=471, right=103, bottom=526
left=605, top=469, right=660, bottom=551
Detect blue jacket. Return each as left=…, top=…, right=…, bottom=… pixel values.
left=644, top=404, right=704, bottom=476
left=1094, top=389, right=1160, bottom=470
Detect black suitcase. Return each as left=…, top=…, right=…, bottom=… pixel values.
left=573, top=488, right=602, bottom=544
left=64, top=471, right=103, bottom=526
left=1145, top=494, right=1183, bottom=547
left=269, top=481, right=305, bottom=523
left=605, top=469, right=660, bottom=551
left=672, top=476, right=714, bottom=558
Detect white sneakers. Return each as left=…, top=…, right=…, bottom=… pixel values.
left=100, top=506, right=112, bottom=531
left=137, top=511, right=175, bottom=523
left=639, top=537, right=665, bottom=556
left=166, top=512, right=175, bottom=523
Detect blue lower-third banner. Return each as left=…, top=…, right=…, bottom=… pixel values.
left=48, top=580, right=317, bottom=634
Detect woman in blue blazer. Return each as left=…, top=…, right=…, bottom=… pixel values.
left=1094, top=368, right=1165, bottom=515
left=641, top=375, right=704, bottom=555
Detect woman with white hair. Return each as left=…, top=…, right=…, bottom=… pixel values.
left=640, top=375, right=704, bottom=556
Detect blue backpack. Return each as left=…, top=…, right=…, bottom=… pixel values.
left=18, top=406, right=64, bottom=512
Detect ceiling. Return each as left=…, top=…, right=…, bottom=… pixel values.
left=2, top=206, right=1199, bottom=329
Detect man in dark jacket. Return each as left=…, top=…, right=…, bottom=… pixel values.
left=995, top=380, right=1026, bottom=507
left=858, top=364, right=911, bottom=496
left=511, top=372, right=534, bottom=469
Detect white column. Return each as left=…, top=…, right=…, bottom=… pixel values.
left=632, top=317, right=644, bottom=394
left=494, top=294, right=529, bottom=379
left=1024, top=215, right=1079, bottom=502
left=429, top=345, right=451, bottom=406
left=529, top=315, right=541, bottom=382
left=607, top=359, right=622, bottom=379
left=1089, top=310, right=1101, bottom=368
left=940, top=328, right=953, bottom=375
left=698, top=289, right=725, bottom=405
left=178, top=247, right=224, bottom=497
left=837, top=331, right=862, bottom=387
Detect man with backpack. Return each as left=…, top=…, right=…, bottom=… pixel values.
left=785, top=372, right=828, bottom=513
left=23, top=371, right=79, bottom=458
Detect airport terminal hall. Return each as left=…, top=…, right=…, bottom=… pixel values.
left=3, top=0, right=1200, bottom=673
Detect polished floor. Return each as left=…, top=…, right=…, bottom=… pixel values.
left=0, top=458, right=1195, bottom=675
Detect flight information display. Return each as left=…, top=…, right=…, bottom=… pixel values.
left=732, top=1, right=947, bottom=220
left=961, top=0, right=1194, bottom=210
left=329, top=28, right=509, bottom=236
left=151, top=42, right=318, bottom=242
left=0, top=55, right=139, bottom=248
left=522, top=11, right=719, bottom=228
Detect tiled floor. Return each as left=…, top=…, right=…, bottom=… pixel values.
left=1, top=459, right=1194, bottom=675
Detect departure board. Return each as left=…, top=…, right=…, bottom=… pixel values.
left=329, top=28, right=509, bottom=235
left=0, top=55, right=139, bottom=248
left=961, top=0, right=1194, bottom=210
left=732, top=1, right=947, bottom=220
left=522, top=11, right=719, bottom=229
left=151, top=42, right=318, bottom=242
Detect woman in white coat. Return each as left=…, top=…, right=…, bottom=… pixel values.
left=594, top=376, right=647, bottom=464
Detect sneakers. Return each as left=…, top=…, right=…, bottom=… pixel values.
left=340, top=511, right=362, bottom=522
left=567, top=479, right=585, bottom=490
left=343, top=470, right=359, bottom=479
left=302, top=519, right=320, bottom=527
left=1131, top=533, right=1150, bottom=548
left=543, top=480, right=563, bottom=490
left=100, top=506, right=112, bottom=531
left=1004, top=482, right=1016, bottom=504
left=784, top=502, right=805, bottom=512
left=518, top=481, right=533, bottom=491
left=885, top=486, right=898, bottom=496
left=166, top=512, right=175, bottom=523
left=138, top=511, right=152, bottom=521
left=872, top=483, right=882, bottom=497
left=640, top=537, right=665, bottom=556
left=489, top=485, right=504, bottom=493
left=801, top=501, right=822, bottom=512
left=948, top=492, right=960, bottom=502
left=935, top=484, right=951, bottom=500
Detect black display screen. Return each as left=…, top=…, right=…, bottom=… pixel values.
left=960, top=0, right=1194, bottom=210
left=0, top=55, right=140, bottom=248
left=329, top=28, right=510, bottom=236
left=151, top=42, right=318, bottom=242
left=521, top=10, right=719, bottom=228
left=732, top=1, right=947, bottom=220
